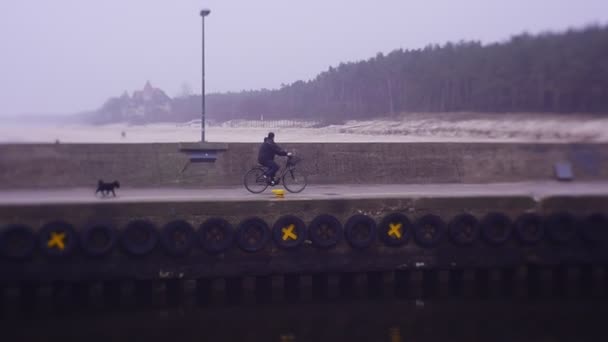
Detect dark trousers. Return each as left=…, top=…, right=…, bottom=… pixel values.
left=260, top=159, right=279, bottom=179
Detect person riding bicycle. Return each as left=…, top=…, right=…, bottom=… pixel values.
left=257, top=132, right=291, bottom=185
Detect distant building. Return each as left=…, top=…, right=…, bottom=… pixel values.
left=96, top=81, right=173, bottom=124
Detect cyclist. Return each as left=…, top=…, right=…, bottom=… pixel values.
left=257, top=132, right=291, bottom=185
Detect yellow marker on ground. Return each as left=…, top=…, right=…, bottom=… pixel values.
left=271, top=189, right=285, bottom=198
left=47, top=232, right=66, bottom=250
left=282, top=224, right=297, bottom=241
left=388, top=223, right=402, bottom=239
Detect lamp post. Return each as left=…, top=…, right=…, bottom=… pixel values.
left=200, top=9, right=211, bottom=142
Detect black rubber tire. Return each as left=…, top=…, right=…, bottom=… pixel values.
left=272, top=215, right=307, bottom=249
left=480, top=212, right=513, bottom=245
left=308, top=214, right=343, bottom=249
left=514, top=213, right=544, bottom=244
left=580, top=213, right=608, bottom=244
left=544, top=212, right=577, bottom=244
left=120, top=220, right=159, bottom=256
left=0, top=224, right=36, bottom=260
left=80, top=223, right=117, bottom=257
left=282, top=169, right=308, bottom=193
left=344, top=214, right=377, bottom=249
left=198, top=218, right=235, bottom=254
left=378, top=213, right=411, bottom=247
left=414, top=214, right=446, bottom=248
left=448, top=213, right=479, bottom=245
left=244, top=167, right=269, bottom=194
left=160, top=220, right=195, bottom=257
left=38, top=220, right=78, bottom=257
left=237, top=217, right=270, bottom=252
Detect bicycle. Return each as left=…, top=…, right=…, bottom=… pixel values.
left=243, top=155, right=308, bottom=194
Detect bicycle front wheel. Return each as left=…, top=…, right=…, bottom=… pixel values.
left=244, top=168, right=268, bottom=194
left=283, top=169, right=308, bottom=193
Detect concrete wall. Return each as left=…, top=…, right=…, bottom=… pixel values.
left=0, top=142, right=607, bottom=189
left=1, top=194, right=607, bottom=281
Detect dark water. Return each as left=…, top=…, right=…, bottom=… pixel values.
left=1, top=297, right=606, bottom=342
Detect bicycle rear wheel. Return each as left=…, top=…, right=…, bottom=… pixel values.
left=244, top=168, right=268, bottom=194
left=283, top=169, right=307, bottom=193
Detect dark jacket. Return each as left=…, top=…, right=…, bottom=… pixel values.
left=258, top=137, right=287, bottom=163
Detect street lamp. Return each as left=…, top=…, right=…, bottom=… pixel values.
left=200, top=9, right=211, bottom=142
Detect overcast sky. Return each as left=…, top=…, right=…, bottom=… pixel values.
left=1, top=0, right=607, bottom=116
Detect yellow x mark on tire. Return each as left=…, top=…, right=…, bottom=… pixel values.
left=47, top=232, right=66, bottom=250
left=281, top=224, right=297, bottom=241
left=388, top=223, right=402, bottom=239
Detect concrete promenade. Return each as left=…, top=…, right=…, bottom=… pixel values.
left=1, top=181, right=608, bottom=205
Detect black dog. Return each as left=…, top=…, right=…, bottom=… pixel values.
left=95, top=180, right=120, bottom=197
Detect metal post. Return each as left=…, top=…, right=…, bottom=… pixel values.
left=200, top=9, right=211, bottom=142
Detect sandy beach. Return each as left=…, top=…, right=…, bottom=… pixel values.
left=1, top=113, right=607, bottom=144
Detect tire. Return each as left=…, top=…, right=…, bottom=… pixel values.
left=308, top=214, right=343, bottom=249
left=160, top=220, right=195, bottom=257
left=272, top=215, right=307, bottom=249
left=448, top=214, right=479, bottom=245
left=378, top=213, right=411, bottom=247
left=514, top=213, right=544, bottom=244
left=544, top=212, right=577, bottom=244
left=0, top=224, right=36, bottom=260
left=236, top=217, right=270, bottom=252
left=344, top=214, right=376, bottom=249
left=120, top=220, right=159, bottom=256
left=80, top=223, right=117, bottom=257
left=282, top=169, right=308, bottom=193
left=480, top=212, right=512, bottom=245
left=414, top=214, right=446, bottom=248
left=580, top=213, right=608, bottom=244
left=198, top=218, right=235, bottom=254
left=244, top=167, right=268, bottom=194
left=39, top=220, right=78, bottom=257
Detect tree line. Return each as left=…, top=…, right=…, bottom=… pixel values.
left=159, top=25, right=608, bottom=124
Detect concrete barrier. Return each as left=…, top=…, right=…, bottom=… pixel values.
left=0, top=142, right=607, bottom=189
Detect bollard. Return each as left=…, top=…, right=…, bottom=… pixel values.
left=285, top=274, right=302, bottom=302
left=165, top=279, right=184, bottom=306
left=395, top=270, right=411, bottom=299
left=473, top=269, right=489, bottom=299
left=225, top=277, right=243, bottom=305
left=103, top=280, right=122, bottom=309
left=255, top=276, right=272, bottom=304
left=448, top=269, right=464, bottom=297
left=367, top=271, right=383, bottom=299
left=196, top=278, right=212, bottom=306
left=312, top=273, right=329, bottom=300
left=339, top=273, right=356, bottom=299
